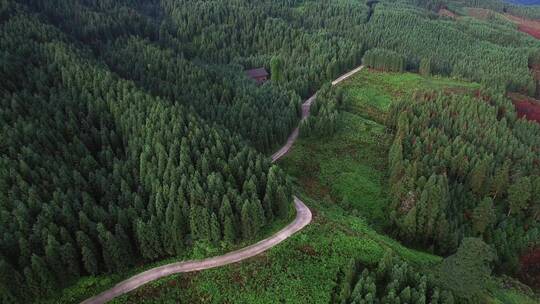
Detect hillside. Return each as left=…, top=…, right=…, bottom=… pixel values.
left=1, top=0, right=539, bottom=303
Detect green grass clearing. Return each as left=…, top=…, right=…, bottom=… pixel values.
left=340, top=69, right=480, bottom=122
left=281, top=112, right=391, bottom=228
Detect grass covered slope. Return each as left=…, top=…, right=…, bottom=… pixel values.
left=107, top=70, right=491, bottom=303
left=283, top=113, right=391, bottom=228
left=340, top=71, right=480, bottom=123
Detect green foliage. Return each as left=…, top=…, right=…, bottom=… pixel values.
left=300, top=84, right=343, bottom=137
left=112, top=194, right=441, bottom=304
left=471, top=198, right=496, bottom=236
left=340, top=69, right=479, bottom=123
left=2, top=0, right=540, bottom=302
left=335, top=251, right=456, bottom=304
left=363, top=48, right=406, bottom=72
left=432, top=238, right=497, bottom=301
left=419, top=57, right=433, bottom=76
left=387, top=90, right=540, bottom=262
left=270, top=56, right=284, bottom=84
left=507, top=176, right=532, bottom=216
left=362, top=3, right=539, bottom=93
left=0, top=4, right=295, bottom=302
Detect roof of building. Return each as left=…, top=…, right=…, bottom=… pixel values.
left=245, top=67, right=269, bottom=78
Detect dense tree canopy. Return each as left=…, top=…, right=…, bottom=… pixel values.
left=387, top=90, right=540, bottom=272
left=1, top=0, right=539, bottom=302
left=0, top=3, right=293, bottom=302
left=334, top=251, right=457, bottom=304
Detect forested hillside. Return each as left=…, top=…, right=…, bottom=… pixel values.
left=1, top=0, right=540, bottom=303
left=387, top=90, right=540, bottom=273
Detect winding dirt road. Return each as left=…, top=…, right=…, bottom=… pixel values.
left=82, top=65, right=363, bottom=304
left=272, top=65, right=364, bottom=162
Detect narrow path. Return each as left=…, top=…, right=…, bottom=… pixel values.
left=272, top=65, right=364, bottom=162
left=82, top=198, right=311, bottom=304
left=332, top=65, right=365, bottom=86
left=82, top=65, right=364, bottom=304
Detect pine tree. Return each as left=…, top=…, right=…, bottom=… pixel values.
left=45, top=235, right=64, bottom=280
left=507, top=176, right=531, bottom=216
left=469, top=160, right=488, bottom=197
left=419, top=58, right=432, bottom=76
left=190, top=204, right=210, bottom=242
left=0, top=259, right=24, bottom=302
left=241, top=200, right=254, bottom=239
left=472, top=197, right=496, bottom=236
left=61, top=242, right=80, bottom=278
left=270, top=56, right=284, bottom=83
left=171, top=202, right=186, bottom=255
left=223, top=215, right=236, bottom=243
left=402, top=207, right=417, bottom=242
left=210, top=212, right=221, bottom=244
left=252, top=199, right=266, bottom=233
left=97, top=224, right=114, bottom=271
left=31, top=255, right=56, bottom=295
left=76, top=231, right=99, bottom=275
left=490, top=161, right=509, bottom=198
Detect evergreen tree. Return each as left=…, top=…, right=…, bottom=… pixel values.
left=419, top=58, right=432, bottom=76
left=241, top=200, right=254, bottom=239
left=507, top=176, right=531, bottom=216
left=472, top=197, right=496, bottom=236
left=270, top=56, right=284, bottom=83
left=210, top=212, right=221, bottom=245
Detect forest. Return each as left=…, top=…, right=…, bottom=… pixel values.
left=1, top=0, right=539, bottom=303
left=387, top=90, right=540, bottom=273
left=333, top=238, right=496, bottom=304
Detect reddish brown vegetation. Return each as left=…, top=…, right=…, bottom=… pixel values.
left=438, top=8, right=456, bottom=19
left=518, top=24, right=540, bottom=39
left=505, top=14, right=540, bottom=40
left=520, top=247, right=540, bottom=290
left=509, top=93, right=540, bottom=124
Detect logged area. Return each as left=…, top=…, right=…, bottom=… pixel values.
left=509, top=93, right=540, bottom=123
left=506, top=14, right=540, bottom=39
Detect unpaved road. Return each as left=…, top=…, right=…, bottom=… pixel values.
left=82, top=65, right=363, bottom=304
left=82, top=198, right=311, bottom=304
left=272, top=65, right=364, bottom=162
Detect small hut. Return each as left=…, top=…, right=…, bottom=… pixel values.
left=245, top=68, right=269, bottom=84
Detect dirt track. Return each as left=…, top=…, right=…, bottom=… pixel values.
left=82, top=65, right=364, bottom=304
left=271, top=65, right=364, bottom=162
left=81, top=197, right=311, bottom=304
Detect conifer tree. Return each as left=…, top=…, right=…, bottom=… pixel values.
left=270, top=56, right=284, bottom=83
left=210, top=212, right=221, bottom=245
left=76, top=231, right=99, bottom=275
left=241, top=200, right=254, bottom=239
left=472, top=198, right=496, bottom=236
left=507, top=176, right=531, bottom=216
